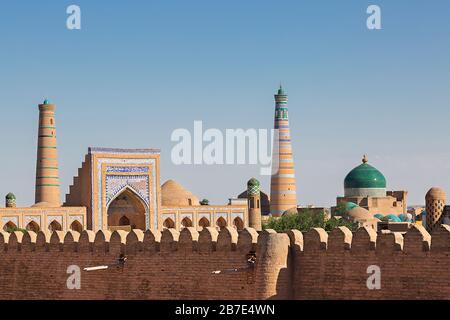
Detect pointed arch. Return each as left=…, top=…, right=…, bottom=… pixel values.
left=70, top=220, right=83, bottom=233
left=181, top=217, right=193, bottom=228
left=163, top=218, right=175, bottom=229
left=48, top=220, right=62, bottom=232
left=107, top=187, right=147, bottom=231
left=216, top=217, right=227, bottom=230
left=233, top=217, right=244, bottom=231
left=3, top=221, right=17, bottom=232
left=198, top=217, right=210, bottom=229
left=106, top=185, right=148, bottom=210
left=26, top=221, right=40, bottom=233
left=119, top=216, right=130, bottom=226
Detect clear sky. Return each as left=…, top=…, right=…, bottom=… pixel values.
left=0, top=0, right=449, bottom=208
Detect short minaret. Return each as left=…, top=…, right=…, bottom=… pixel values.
left=270, top=86, right=298, bottom=216
left=5, top=193, right=16, bottom=208
left=247, top=178, right=262, bottom=231
left=425, top=187, right=446, bottom=233
left=34, top=99, right=61, bottom=207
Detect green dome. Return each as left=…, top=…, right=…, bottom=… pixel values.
left=247, top=178, right=261, bottom=195
left=344, top=156, right=386, bottom=189
left=345, top=202, right=358, bottom=211
left=5, top=193, right=16, bottom=200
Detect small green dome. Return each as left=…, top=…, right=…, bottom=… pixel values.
left=344, top=155, right=386, bottom=189
left=43, top=99, right=50, bottom=105
left=247, top=177, right=261, bottom=195
left=345, top=202, right=358, bottom=211
left=5, top=193, right=16, bottom=200
left=386, top=214, right=401, bottom=222
left=374, top=214, right=384, bottom=219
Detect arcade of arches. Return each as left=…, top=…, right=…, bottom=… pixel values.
left=162, top=216, right=245, bottom=231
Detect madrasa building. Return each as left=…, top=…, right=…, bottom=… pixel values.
left=333, top=155, right=408, bottom=221
left=0, top=100, right=261, bottom=233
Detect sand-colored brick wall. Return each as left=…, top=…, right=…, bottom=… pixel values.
left=0, top=227, right=290, bottom=300
left=292, top=225, right=450, bottom=300
left=1, top=225, right=450, bottom=300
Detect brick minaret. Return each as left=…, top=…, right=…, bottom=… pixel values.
left=425, top=187, right=446, bottom=232
left=270, top=86, right=297, bottom=216
left=34, top=99, right=60, bottom=207
left=247, top=178, right=262, bottom=231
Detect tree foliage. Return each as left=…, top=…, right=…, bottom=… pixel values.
left=263, top=210, right=358, bottom=233
left=5, top=226, right=28, bottom=234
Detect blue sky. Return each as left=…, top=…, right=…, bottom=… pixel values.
left=0, top=0, right=449, bottom=207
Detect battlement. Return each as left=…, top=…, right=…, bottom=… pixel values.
left=1, top=224, right=450, bottom=255
left=287, top=224, right=450, bottom=253
left=2, top=225, right=450, bottom=300
left=0, top=226, right=260, bottom=255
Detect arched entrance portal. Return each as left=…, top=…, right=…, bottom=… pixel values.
left=107, top=188, right=147, bottom=231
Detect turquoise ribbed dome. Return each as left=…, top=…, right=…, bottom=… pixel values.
left=386, top=214, right=401, bottom=222
left=345, top=202, right=358, bottom=211
left=344, top=156, right=386, bottom=189
left=374, top=214, right=384, bottom=219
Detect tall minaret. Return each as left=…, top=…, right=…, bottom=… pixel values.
left=34, top=99, right=61, bottom=207
left=270, top=86, right=297, bottom=216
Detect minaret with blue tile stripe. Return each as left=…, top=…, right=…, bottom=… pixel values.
left=34, top=99, right=61, bottom=207
left=270, top=86, right=297, bottom=216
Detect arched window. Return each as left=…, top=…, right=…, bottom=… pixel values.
left=198, top=217, right=210, bottom=229
left=163, top=218, right=175, bottom=229
left=26, top=221, right=40, bottom=233
left=70, top=220, right=83, bottom=233
left=233, top=217, right=244, bottom=231
left=48, top=220, right=62, bottom=232
left=3, top=221, right=17, bottom=232
left=181, top=217, right=193, bottom=228
left=216, top=217, right=227, bottom=230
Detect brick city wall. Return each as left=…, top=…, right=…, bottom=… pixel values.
left=0, top=227, right=290, bottom=300
left=0, top=224, right=450, bottom=300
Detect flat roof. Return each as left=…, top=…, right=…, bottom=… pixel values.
left=88, top=147, right=161, bottom=154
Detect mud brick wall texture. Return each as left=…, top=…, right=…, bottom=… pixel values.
left=1, top=224, right=450, bottom=300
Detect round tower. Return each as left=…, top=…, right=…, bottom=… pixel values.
left=247, top=178, right=262, bottom=231
left=270, top=86, right=298, bottom=216
left=5, top=193, right=16, bottom=208
left=34, top=99, right=61, bottom=207
left=425, top=187, right=446, bottom=233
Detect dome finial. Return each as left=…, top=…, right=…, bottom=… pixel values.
left=362, top=154, right=368, bottom=164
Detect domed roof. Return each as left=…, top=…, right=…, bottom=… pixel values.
left=161, top=180, right=199, bottom=207
left=398, top=213, right=413, bottom=222
left=426, top=187, right=446, bottom=200
left=344, top=155, right=386, bottom=189
left=374, top=213, right=384, bottom=219
left=345, top=202, right=358, bottom=211
left=346, top=207, right=371, bottom=221
left=247, top=177, right=261, bottom=195
left=386, top=214, right=402, bottom=222
left=5, top=193, right=16, bottom=200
